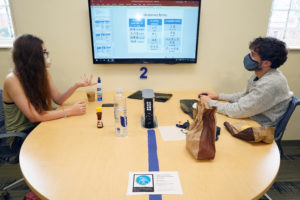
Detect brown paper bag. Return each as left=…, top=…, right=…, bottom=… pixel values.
left=186, top=101, right=217, bottom=160
left=224, top=121, right=274, bottom=143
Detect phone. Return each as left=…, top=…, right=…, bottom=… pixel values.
left=102, top=103, right=114, bottom=107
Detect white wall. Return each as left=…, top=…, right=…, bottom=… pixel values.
left=1, top=0, right=300, bottom=140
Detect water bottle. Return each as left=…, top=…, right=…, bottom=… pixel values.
left=114, top=88, right=128, bottom=136
left=97, top=76, right=102, bottom=102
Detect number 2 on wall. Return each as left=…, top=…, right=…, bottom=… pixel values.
left=140, top=67, right=148, bottom=79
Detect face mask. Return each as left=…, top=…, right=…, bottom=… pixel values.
left=243, top=53, right=261, bottom=71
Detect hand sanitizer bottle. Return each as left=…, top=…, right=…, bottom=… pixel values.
left=97, top=76, right=102, bottom=102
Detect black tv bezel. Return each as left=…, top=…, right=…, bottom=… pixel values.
left=88, top=0, right=201, bottom=64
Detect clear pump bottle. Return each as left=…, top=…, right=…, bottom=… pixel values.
left=114, top=88, right=127, bottom=136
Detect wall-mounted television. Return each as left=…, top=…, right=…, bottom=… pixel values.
left=88, top=0, right=201, bottom=64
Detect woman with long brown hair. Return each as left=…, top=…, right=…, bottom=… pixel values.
left=2, top=34, right=94, bottom=151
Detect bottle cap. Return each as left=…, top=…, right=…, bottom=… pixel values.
left=96, top=107, right=102, bottom=112
left=116, top=88, right=122, bottom=93
left=98, top=77, right=101, bottom=83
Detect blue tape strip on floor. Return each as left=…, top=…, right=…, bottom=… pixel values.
left=147, top=129, right=162, bottom=200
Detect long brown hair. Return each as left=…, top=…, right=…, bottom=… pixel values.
left=12, top=34, right=51, bottom=112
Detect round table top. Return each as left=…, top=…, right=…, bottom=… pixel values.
left=20, top=91, right=280, bottom=200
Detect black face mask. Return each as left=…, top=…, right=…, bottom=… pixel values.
left=243, top=54, right=262, bottom=71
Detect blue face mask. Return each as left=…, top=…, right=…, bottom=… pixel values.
left=243, top=54, right=260, bottom=71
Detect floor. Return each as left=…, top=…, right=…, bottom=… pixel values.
left=260, top=140, right=300, bottom=200
left=0, top=162, right=28, bottom=200
left=1, top=141, right=300, bottom=200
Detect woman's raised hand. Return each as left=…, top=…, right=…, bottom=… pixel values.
left=77, top=74, right=97, bottom=87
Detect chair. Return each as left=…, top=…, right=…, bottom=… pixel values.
left=274, top=95, right=300, bottom=157
left=0, top=89, right=27, bottom=200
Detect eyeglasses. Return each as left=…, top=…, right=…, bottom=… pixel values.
left=43, top=50, right=50, bottom=57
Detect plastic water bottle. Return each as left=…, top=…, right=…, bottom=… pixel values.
left=97, top=76, right=102, bottom=102
left=114, top=88, right=128, bottom=136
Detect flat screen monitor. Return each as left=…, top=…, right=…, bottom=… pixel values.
left=88, top=0, right=201, bottom=64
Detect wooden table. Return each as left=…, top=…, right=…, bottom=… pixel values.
left=19, top=91, right=280, bottom=200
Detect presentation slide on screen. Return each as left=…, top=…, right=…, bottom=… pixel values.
left=90, top=3, right=199, bottom=59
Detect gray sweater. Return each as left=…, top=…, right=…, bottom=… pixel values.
left=208, top=69, right=293, bottom=127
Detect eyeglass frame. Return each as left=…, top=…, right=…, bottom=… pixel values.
left=43, top=50, right=50, bottom=57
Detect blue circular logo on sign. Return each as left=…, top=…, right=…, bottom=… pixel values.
left=136, top=175, right=151, bottom=185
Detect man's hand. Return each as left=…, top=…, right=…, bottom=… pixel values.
left=198, top=92, right=219, bottom=100
left=200, top=95, right=212, bottom=104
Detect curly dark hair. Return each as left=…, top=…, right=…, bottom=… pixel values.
left=249, top=37, right=288, bottom=69
left=12, top=34, right=51, bottom=112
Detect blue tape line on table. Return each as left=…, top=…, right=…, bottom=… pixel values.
left=148, top=129, right=159, bottom=171
left=147, top=129, right=162, bottom=200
